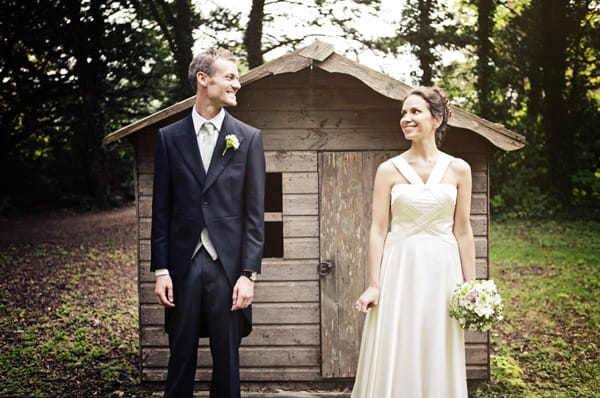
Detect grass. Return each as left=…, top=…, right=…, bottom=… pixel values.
left=0, top=227, right=140, bottom=397
left=470, top=220, right=600, bottom=398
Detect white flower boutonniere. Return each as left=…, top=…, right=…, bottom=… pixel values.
left=222, top=134, right=240, bottom=156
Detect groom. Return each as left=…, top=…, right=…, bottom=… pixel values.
left=151, top=48, right=265, bottom=398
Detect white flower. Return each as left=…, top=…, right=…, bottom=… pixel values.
left=222, top=134, right=240, bottom=156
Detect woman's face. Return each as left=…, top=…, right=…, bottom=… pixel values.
left=400, top=94, right=439, bottom=141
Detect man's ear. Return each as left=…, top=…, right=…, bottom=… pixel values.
left=196, top=71, right=209, bottom=88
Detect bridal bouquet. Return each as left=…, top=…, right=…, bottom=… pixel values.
left=448, top=279, right=504, bottom=332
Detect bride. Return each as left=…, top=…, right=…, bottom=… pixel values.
left=352, top=87, right=476, bottom=398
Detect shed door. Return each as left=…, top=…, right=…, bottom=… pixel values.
left=318, top=151, right=396, bottom=378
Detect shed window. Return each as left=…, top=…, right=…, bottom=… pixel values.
left=263, top=172, right=283, bottom=258
left=264, top=172, right=282, bottom=212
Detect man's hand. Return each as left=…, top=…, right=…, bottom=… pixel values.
left=231, top=275, right=254, bottom=311
left=155, top=274, right=175, bottom=308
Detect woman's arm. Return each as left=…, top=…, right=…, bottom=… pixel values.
left=355, top=162, right=393, bottom=313
left=452, top=159, right=476, bottom=282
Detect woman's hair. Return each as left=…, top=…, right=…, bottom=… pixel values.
left=188, top=48, right=237, bottom=92
left=406, top=86, right=452, bottom=148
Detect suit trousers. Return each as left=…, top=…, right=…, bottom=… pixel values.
left=164, top=247, right=244, bottom=398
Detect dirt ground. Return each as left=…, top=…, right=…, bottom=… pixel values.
left=0, top=206, right=140, bottom=397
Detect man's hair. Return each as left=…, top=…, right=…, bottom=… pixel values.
left=188, top=48, right=237, bottom=93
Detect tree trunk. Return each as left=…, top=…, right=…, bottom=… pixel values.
left=65, top=0, right=112, bottom=205
left=541, top=0, right=571, bottom=205
left=475, top=0, right=495, bottom=119
left=172, top=0, right=194, bottom=98
left=417, top=0, right=435, bottom=86
left=244, top=0, right=265, bottom=68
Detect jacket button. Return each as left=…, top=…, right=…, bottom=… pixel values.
left=202, top=201, right=208, bottom=208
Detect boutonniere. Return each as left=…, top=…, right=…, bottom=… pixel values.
left=222, top=134, right=240, bottom=156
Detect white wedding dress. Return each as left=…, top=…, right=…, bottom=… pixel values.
left=352, top=153, right=468, bottom=398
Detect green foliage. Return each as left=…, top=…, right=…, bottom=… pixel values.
left=1, top=0, right=177, bottom=209
left=470, top=220, right=600, bottom=397
left=491, top=354, right=526, bottom=390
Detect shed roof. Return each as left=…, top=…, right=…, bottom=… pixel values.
left=103, top=40, right=525, bottom=150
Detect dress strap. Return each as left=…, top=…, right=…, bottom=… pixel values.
left=391, top=155, right=422, bottom=185
left=427, top=153, right=454, bottom=185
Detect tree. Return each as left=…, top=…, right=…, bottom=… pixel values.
left=371, top=0, right=461, bottom=86
left=470, top=0, right=600, bottom=215
left=129, top=0, right=197, bottom=100
left=1, top=0, right=175, bottom=209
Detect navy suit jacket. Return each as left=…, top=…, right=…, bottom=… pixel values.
left=150, top=110, right=265, bottom=336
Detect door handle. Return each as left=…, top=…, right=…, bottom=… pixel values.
left=318, top=260, right=334, bottom=277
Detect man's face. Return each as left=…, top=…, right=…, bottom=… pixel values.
left=201, top=58, right=241, bottom=107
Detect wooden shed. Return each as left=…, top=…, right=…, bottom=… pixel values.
left=103, top=40, right=525, bottom=392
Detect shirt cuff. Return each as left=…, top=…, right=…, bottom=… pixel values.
left=155, top=268, right=170, bottom=277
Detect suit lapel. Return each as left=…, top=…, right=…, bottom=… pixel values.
left=172, top=114, right=206, bottom=186
left=203, top=111, right=244, bottom=193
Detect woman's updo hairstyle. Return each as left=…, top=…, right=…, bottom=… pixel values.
left=406, top=86, right=452, bottom=148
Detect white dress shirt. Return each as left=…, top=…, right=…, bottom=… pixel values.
left=155, top=107, right=225, bottom=277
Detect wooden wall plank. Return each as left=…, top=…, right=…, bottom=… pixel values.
left=465, top=344, right=488, bottom=365
left=237, top=88, right=398, bottom=111
left=138, top=173, right=153, bottom=197
left=283, top=172, right=319, bottom=194
left=140, top=217, right=151, bottom=240
left=141, top=325, right=320, bottom=347
left=283, top=194, right=318, bottom=215
left=140, top=281, right=319, bottom=304
left=139, top=196, right=152, bottom=217
left=283, top=216, right=319, bottom=238
left=257, top=259, right=319, bottom=281
left=139, top=259, right=320, bottom=283
left=467, top=366, right=489, bottom=380
left=476, top=258, right=489, bottom=279
left=141, top=303, right=319, bottom=326
left=471, top=214, right=488, bottom=236
left=142, top=367, right=323, bottom=382
left=264, top=212, right=283, bottom=222
left=465, top=330, right=488, bottom=344
left=143, top=347, right=320, bottom=368
left=471, top=193, right=487, bottom=215
left=238, top=107, right=400, bottom=130
left=261, top=129, right=488, bottom=152
left=284, top=238, right=319, bottom=259
left=472, top=171, right=487, bottom=193
left=265, top=151, right=317, bottom=172
left=475, top=237, right=487, bottom=259
left=254, top=281, right=319, bottom=302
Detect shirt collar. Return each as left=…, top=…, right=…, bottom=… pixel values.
left=192, top=106, right=225, bottom=135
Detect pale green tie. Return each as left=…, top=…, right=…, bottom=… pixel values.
left=200, top=121, right=216, bottom=171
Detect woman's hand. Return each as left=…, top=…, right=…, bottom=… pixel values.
left=355, top=286, right=380, bottom=314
